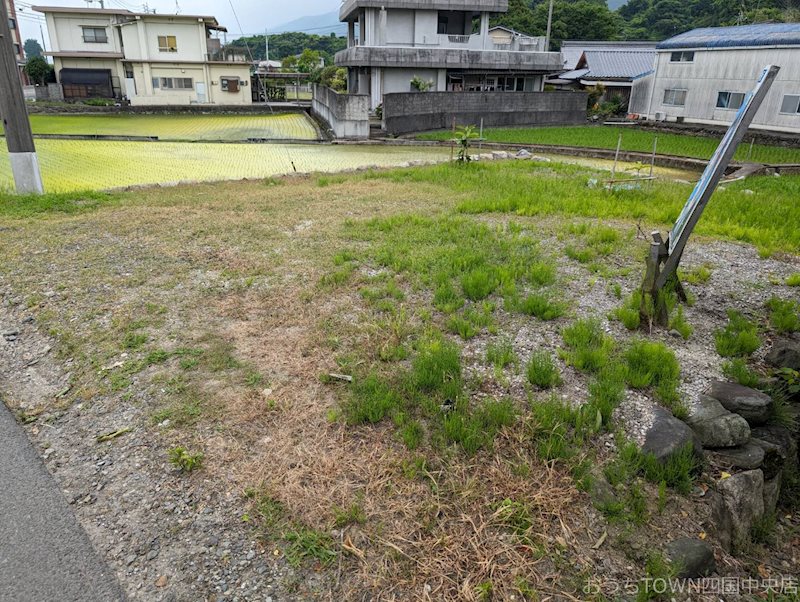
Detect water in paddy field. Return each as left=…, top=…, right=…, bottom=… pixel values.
left=0, top=140, right=452, bottom=193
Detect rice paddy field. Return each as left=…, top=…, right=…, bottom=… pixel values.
left=419, top=125, right=800, bottom=164
left=0, top=140, right=449, bottom=192
left=28, top=112, right=320, bottom=141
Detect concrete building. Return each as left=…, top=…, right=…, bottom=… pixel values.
left=333, top=0, right=562, bottom=109
left=5, top=0, right=26, bottom=82
left=629, top=23, right=800, bottom=133
left=33, top=5, right=252, bottom=105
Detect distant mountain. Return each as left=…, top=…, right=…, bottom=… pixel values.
left=607, top=0, right=628, bottom=9
left=270, top=10, right=346, bottom=36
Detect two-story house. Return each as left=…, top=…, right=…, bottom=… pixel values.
left=334, top=0, right=562, bottom=109
left=33, top=5, right=252, bottom=106
left=5, top=0, right=26, bottom=83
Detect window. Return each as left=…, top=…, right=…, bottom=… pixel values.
left=220, top=77, right=240, bottom=92
left=152, top=77, right=193, bottom=89
left=779, top=94, right=800, bottom=115
left=158, top=35, right=178, bottom=52
left=663, top=88, right=687, bottom=106
left=8, top=18, right=16, bottom=30
left=82, top=26, right=108, bottom=43
left=437, top=14, right=448, bottom=35
left=716, top=91, right=745, bottom=110
left=670, top=51, right=694, bottom=62
left=13, top=43, right=20, bottom=57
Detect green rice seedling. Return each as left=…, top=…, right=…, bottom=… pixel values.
left=561, top=318, right=614, bottom=373
left=486, top=338, right=517, bottom=370
left=714, top=310, right=761, bottom=357
left=461, top=267, right=498, bottom=301
left=517, top=293, right=567, bottom=321
left=344, top=373, right=401, bottom=424
left=624, top=340, right=683, bottom=413
left=721, top=358, right=761, bottom=388
left=526, top=351, right=562, bottom=389
left=766, top=296, right=799, bottom=333
left=787, top=273, right=800, bottom=287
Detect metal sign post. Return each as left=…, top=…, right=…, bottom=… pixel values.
left=640, top=65, right=779, bottom=325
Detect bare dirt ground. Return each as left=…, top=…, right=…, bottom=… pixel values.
left=0, top=165, right=798, bottom=601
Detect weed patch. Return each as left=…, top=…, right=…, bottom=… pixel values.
left=168, top=445, right=204, bottom=471
left=526, top=351, right=562, bottom=389
left=561, top=318, right=614, bottom=373
left=715, top=310, right=761, bottom=357
left=766, top=296, right=799, bottom=333
left=624, top=340, right=684, bottom=415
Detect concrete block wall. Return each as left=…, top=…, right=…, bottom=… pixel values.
left=382, top=91, right=588, bottom=134
left=311, top=84, right=370, bottom=139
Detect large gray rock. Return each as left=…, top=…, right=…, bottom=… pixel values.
left=588, top=468, right=618, bottom=508
left=750, top=437, right=786, bottom=480
left=642, top=406, right=702, bottom=462
left=685, top=395, right=751, bottom=448
left=766, top=341, right=800, bottom=371
left=706, top=441, right=765, bottom=470
left=751, top=425, right=798, bottom=473
left=664, top=538, right=716, bottom=578
left=714, top=469, right=765, bottom=552
left=763, top=473, right=782, bottom=516
left=708, top=380, right=772, bottom=426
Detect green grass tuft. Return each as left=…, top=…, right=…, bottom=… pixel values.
left=526, top=351, right=562, bottom=389
left=344, top=373, right=401, bottom=425
left=721, top=358, right=761, bottom=388
left=624, top=339, right=684, bottom=414
left=516, top=293, right=567, bottom=321
left=461, top=267, right=497, bottom=301
left=486, top=338, right=516, bottom=370
left=561, top=318, right=614, bottom=373
left=787, top=273, right=800, bottom=287
left=714, top=310, right=761, bottom=357
left=766, top=296, right=799, bottom=333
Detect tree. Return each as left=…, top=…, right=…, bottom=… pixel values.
left=24, top=38, right=43, bottom=58
left=24, top=55, right=54, bottom=86
left=532, top=1, right=624, bottom=48
left=296, top=48, right=322, bottom=73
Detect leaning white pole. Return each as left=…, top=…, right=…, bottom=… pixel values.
left=0, top=0, right=44, bottom=194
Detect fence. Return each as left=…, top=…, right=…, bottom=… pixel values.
left=311, top=84, right=369, bottom=139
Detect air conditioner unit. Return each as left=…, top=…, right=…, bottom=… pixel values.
left=654, top=111, right=666, bottom=121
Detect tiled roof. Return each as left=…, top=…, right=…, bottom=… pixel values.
left=657, top=23, right=800, bottom=50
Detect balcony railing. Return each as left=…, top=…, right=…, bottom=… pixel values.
left=205, top=51, right=250, bottom=63
left=447, top=34, right=471, bottom=44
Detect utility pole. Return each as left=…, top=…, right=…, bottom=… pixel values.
left=545, top=0, right=554, bottom=51
left=0, top=0, right=44, bottom=194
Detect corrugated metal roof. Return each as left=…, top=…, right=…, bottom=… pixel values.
left=657, top=23, right=800, bottom=50
left=560, top=40, right=657, bottom=70
left=561, top=50, right=655, bottom=81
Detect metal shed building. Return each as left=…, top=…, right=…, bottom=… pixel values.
left=629, top=23, right=800, bottom=134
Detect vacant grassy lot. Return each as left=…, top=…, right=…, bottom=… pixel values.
left=0, top=141, right=448, bottom=192
left=1, top=160, right=797, bottom=599
left=419, top=125, right=800, bottom=164
left=28, top=112, right=319, bottom=141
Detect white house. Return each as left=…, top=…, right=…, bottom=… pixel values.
left=629, top=23, right=800, bottom=134
left=333, top=0, right=562, bottom=109
left=33, top=5, right=252, bottom=106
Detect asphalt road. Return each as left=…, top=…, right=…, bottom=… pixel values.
left=0, top=402, right=126, bottom=602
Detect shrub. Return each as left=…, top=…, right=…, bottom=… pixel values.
left=526, top=351, right=562, bottom=389
left=714, top=310, right=761, bottom=357
left=561, top=318, right=614, bottom=373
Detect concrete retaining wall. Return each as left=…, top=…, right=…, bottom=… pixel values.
left=382, top=91, right=587, bottom=134
left=311, top=84, right=369, bottom=139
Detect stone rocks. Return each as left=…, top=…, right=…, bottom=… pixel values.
left=751, top=425, right=798, bottom=473
left=515, top=149, right=531, bottom=159
left=642, top=406, right=701, bottom=462
left=766, top=340, right=800, bottom=372
left=714, top=469, right=765, bottom=552
left=664, top=538, right=716, bottom=578
left=750, top=437, right=785, bottom=479
left=587, top=468, right=617, bottom=508
left=706, top=441, right=765, bottom=470
left=491, top=151, right=509, bottom=160
left=708, top=380, right=772, bottom=426
left=763, top=473, right=782, bottom=516
left=685, top=395, right=751, bottom=448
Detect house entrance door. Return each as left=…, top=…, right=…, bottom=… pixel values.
left=196, top=82, right=207, bottom=103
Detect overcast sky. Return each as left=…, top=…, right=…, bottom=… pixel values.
left=14, top=0, right=340, bottom=47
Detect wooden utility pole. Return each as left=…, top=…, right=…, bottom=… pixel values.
left=545, top=0, right=554, bottom=51
left=0, top=0, right=44, bottom=194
